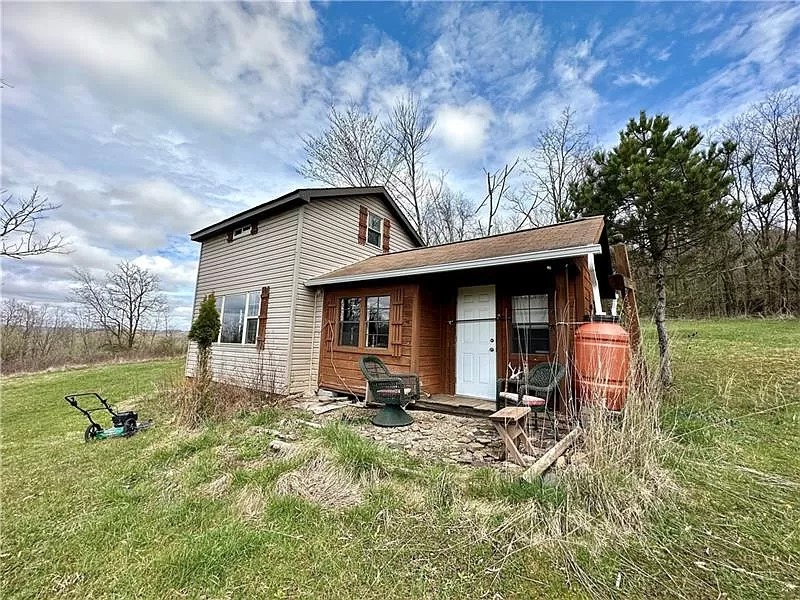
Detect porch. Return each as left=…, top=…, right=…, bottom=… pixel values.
left=314, top=260, right=602, bottom=408
left=309, top=217, right=615, bottom=413
left=414, top=394, right=495, bottom=418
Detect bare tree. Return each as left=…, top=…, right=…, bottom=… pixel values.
left=1, top=188, right=67, bottom=259
left=422, top=184, right=479, bottom=244
left=718, top=92, right=800, bottom=313
left=521, top=107, right=594, bottom=225
left=753, top=91, right=800, bottom=308
left=383, top=95, right=436, bottom=233
left=297, top=103, right=398, bottom=189
left=476, top=160, right=519, bottom=235
left=72, top=262, right=167, bottom=350
left=298, top=97, right=445, bottom=242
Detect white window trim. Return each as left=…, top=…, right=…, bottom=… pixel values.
left=366, top=212, right=382, bottom=249
left=364, top=295, right=390, bottom=349
left=216, top=291, right=260, bottom=345
left=511, top=294, right=550, bottom=355
left=232, top=224, right=252, bottom=240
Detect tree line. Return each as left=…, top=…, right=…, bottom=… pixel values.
left=299, top=91, right=798, bottom=387
left=1, top=259, right=184, bottom=373
left=299, top=92, right=799, bottom=321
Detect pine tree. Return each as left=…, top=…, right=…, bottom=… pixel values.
left=188, top=293, right=220, bottom=407
left=571, top=112, right=738, bottom=386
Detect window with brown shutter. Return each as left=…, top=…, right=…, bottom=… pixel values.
left=357, top=206, right=368, bottom=245
left=382, top=219, right=391, bottom=253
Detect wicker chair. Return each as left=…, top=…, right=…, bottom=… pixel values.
left=358, top=355, right=420, bottom=427
left=497, top=362, right=565, bottom=440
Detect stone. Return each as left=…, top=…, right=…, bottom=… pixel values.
left=475, top=436, right=494, bottom=445
left=456, top=452, right=473, bottom=464
left=556, top=456, right=567, bottom=469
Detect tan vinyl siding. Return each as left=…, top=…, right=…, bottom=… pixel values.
left=185, top=207, right=299, bottom=391
left=289, top=195, right=419, bottom=393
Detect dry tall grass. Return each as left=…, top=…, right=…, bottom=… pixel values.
left=166, top=366, right=288, bottom=428
left=492, top=344, right=678, bottom=592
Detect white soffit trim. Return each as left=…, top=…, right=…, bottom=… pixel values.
left=307, top=244, right=603, bottom=286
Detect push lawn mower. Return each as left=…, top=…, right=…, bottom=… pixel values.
left=64, top=392, right=152, bottom=442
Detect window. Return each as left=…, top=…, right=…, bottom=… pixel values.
left=338, top=297, right=361, bottom=347
left=365, top=295, right=390, bottom=348
left=232, top=224, right=251, bottom=239
left=217, top=291, right=260, bottom=344
left=366, top=213, right=382, bottom=248
left=511, top=295, right=549, bottom=354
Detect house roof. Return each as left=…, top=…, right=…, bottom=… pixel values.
left=190, top=186, right=425, bottom=245
left=307, top=216, right=607, bottom=286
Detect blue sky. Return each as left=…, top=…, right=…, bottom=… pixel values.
left=2, top=2, right=799, bottom=327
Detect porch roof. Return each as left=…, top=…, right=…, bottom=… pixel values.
left=307, top=216, right=606, bottom=286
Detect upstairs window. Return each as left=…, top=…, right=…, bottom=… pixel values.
left=366, top=213, right=382, bottom=248
left=217, top=291, right=260, bottom=344
left=338, top=297, right=361, bottom=347
left=511, top=294, right=549, bottom=354
left=232, top=224, right=251, bottom=239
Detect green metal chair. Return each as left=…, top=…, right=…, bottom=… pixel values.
left=358, top=355, right=420, bottom=427
left=497, top=362, right=565, bottom=440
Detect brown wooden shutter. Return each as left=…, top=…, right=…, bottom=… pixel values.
left=390, top=288, right=404, bottom=358
left=324, top=296, right=338, bottom=351
left=382, top=219, right=391, bottom=253
left=256, top=286, right=270, bottom=351
left=357, top=206, right=368, bottom=245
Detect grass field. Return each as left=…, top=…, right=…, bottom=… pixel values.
left=1, top=320, right=798, bottom=599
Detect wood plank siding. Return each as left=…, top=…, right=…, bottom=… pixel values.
left=318, top=282, right=418, bottom=395
left=186, top=207, right=300, bottom=391
left=317, top=257, right=592, bottom=399
left=290, top=195, right=418, bottom=393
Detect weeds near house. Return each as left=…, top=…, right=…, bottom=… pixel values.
left=169, top=362, right=288, bottom=428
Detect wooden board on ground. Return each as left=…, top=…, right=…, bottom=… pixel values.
left=522, top=427, right=582, bottom=481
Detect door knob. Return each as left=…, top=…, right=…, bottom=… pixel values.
left=489, top=347, right=495, bottom=352
left=490, top=338, right=495, bottom=343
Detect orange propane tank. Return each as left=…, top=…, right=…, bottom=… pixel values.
left=574, top=318, right=630, bottom=411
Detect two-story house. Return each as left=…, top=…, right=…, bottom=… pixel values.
left=187, top=186, right=616, bottom=407
left=186, top=187, right=423, bottom=395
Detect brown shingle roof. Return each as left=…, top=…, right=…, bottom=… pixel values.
left=308, top=216, right=606, bottom=285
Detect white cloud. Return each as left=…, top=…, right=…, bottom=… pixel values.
left=433, top=101, right=494, bottom=157
left=131, top=255, right=198, bottom=288
left=614, top=72, right=662, bottom=88
left=422, top=4, right=544, bottom=103
left=676, top=4, right=800, bottom=128
left=2, top=2, right=320, bottom=130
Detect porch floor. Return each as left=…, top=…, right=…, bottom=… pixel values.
left=413, top=394, right=495, bottom=418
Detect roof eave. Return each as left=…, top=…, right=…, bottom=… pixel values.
left=306, top=243, right=603, bottom=287
left=189, top=186, right=424, bottom=246
left=190, top=192, right=308, bottom=241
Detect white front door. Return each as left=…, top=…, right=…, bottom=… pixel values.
left=455, top=285, right=496, bottom=399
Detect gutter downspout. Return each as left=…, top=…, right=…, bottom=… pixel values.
left=586, top=253, right=606, bottom=316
